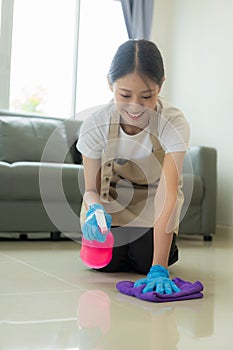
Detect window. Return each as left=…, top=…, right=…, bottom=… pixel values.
left=75, top=0, right=128, bottom=115
left=0, top=0, right=127, bottom=118
left=9, top=0, right=77, bottom=117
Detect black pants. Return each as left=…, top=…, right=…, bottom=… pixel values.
left=96, top=227, right=178, bottom=275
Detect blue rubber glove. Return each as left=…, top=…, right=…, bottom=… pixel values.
left=134, top=265, right=181, bottom=294
left=82, top=204, right=112, bottom=243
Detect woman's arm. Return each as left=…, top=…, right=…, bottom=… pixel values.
left=152, top=151, right=186, bottom=268
left=82, top=155, right=102, bottom=209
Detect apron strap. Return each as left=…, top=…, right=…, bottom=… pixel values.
left=100, top=109, right=120, bottom=201
left=148, top=102, right=164, bottom=153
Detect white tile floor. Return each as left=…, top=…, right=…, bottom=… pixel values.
left=0, top=231, right=233, bottom=350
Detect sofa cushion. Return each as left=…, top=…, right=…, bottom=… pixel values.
left=0, top=116, right=73, bottom=163
left=0, top=161, right=83, bottom=201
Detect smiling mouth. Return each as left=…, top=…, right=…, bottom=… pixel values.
left=126, top=111, right=144, bottom=120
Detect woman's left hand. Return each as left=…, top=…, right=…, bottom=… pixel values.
left=134, top=264, right=181, bottom=294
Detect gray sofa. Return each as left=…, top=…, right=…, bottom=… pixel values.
left=179, top=146, right=217, bottom=240
left=0, top=111, right=217, bottom=240
left=0, top=111, right=84, bottom=239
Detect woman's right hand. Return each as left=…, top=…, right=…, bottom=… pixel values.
left=81, top=204, right=112, bottom=242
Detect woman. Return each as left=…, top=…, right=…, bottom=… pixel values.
left=76, top=39, right=190, bottom=295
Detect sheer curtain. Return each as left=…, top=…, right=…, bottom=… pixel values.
left=119, top=0, right=154, bottom=39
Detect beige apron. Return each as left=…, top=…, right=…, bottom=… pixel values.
left=80, top=107, right=184, bottom=233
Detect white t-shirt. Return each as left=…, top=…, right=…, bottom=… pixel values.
left=76, top=98, right=190, bottom=159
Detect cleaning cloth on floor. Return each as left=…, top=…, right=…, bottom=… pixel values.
left=116, top=277, right=204, bottom=303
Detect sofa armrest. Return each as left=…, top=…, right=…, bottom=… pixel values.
left=183, top=146, right=217, bottom=235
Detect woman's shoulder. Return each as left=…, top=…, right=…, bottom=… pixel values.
left=80, top=100, right=114, bottom=128
left=76, top=101, right=115, bottom=157
left=156, top=97, right=190, bottom=150
left=157, top=97, right=190, bottom=132
left=158, top=97, right=185, bottom=119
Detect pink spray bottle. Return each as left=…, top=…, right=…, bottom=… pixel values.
left=80, top=209, right=114, bottom=268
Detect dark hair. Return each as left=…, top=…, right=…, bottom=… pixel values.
left=107, top=39, right=165, bottom=86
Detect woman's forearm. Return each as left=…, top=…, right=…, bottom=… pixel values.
left=83, top=191, right=102, bottom=209
left=152, top=229, right=174, bottom=268
left=152, top=194, right=178, bottom=267
left=152, top=151, right=184, bottom=265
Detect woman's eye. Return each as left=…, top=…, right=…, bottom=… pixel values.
left=119, top=94, right=152, bottom=99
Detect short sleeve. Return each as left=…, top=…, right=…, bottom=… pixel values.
left=76, top=109, right=109, bottom=159
left=158, top=113, right=190, bottom=154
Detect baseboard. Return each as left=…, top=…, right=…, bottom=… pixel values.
left=216, top=224, right=233, bottom=235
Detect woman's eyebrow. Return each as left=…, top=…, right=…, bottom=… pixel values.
left=141, top=89, right=155, bottom=93
left=119, top=88, right=131, bottom=92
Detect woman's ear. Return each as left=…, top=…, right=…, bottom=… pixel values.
left=158, top=77, right=166, bottom=93
left=107, top=76, right=113, bottom=92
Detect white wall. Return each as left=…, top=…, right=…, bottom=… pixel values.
left=151, top=0, right=233, bottom=228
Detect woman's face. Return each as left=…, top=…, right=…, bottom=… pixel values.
left=110, top=71, right=162, bottom=129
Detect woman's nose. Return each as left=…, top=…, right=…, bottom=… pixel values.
left=129, top=96, right=143, bottom=107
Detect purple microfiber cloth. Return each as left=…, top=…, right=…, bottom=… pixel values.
left=116, top=277, right=204, bottom=303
